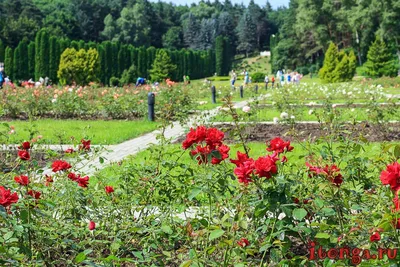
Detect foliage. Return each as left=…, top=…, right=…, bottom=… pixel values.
left=57, top=48, right=100, bottom=86
left=109, top=77, right=120, bottom=87
left=364, top=37, right=398, bottom=78
left=251, top=72, right=265, bottom=83
left=119, top=65, right=137, bottom=85
left=149, top=49, right=177, bottom=82
left=319, top=43, right=357, bottom=83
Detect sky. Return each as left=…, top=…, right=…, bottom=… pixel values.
left=152, top=0, right=289, bottom=9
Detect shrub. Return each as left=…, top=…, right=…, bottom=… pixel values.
left=251, top=72, right=265, bottom=82
left=110, top=77, right=120, bottom=87
left=58, top=48, right=100, bottom=85
left=120, top=65, right=137, bottom=85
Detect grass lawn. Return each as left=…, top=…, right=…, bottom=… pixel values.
left=94, top=141, right=399, bottom=185
left=1, top=119, right=159, bottom=145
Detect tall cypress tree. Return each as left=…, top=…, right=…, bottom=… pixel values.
left=0, top=39, right=5, bottom=63
left=146, top=47, right=156, bottom=73
left=97, top=44, right=106, bottom=84
left=13, top=45, right=21, bottom=81
left=365, top=37, right=398, bottom=77
left=34, top=30, right=42, bottom=80
left=4, top=47, right=13, bottom=80
left=104, top=41, right=113, bottom=85
left=49, top=36, right=58, bottom=82
left=137, top=47, right=147, bottom=78
left=28, top=42, right=35, bottom=79
left=40, top=30, right=50, bottom=78
left=111, top=42, right=119, bottom=78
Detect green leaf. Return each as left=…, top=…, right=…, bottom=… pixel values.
left=292, top=208, right=307, bottom=221
left=394, top=145, right=400, bottom=159
left=99, top=157, right=105, bottom=164
left=209, top=229, right=225, bottom=241
left=161, top=225, right=173, bottom=235
left=75, top=252, right=86, bottom=263
left=3, top=231, right=13, bottom=241
left=321, top=208, right=336, bottom=216
left=188, top=188, right=202, bottom=200
left=179, top=260, right=193, bottom=267
left=315, top=233, right=330, bottom=239
left=206, top=246, right=216, bottom=254
left=132, top=251, right=143, bottom=260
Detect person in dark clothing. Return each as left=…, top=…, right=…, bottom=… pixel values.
left=136, top=77, right=146, bottom=87
left=0, top=68, right=5, bottom=89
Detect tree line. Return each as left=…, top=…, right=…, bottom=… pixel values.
left=270, top=0, right=400, bottom=74
left=0, top=29, right=228, bottom=84
left=0, top=0, right=277, bottom=59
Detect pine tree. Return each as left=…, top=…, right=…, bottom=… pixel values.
left=112, top=42, right=119, bottom=78
left=97, top=44, right=106, bottom=84
left=150, top=49, right=177, bottom=82
left=104, top=41, right=113, bottom=85
left=223, top=36, right=232, bottom=75
left=236, top=9, right=257, bottom=57
left=16, top=40, right=29, bottom=80
left=364, top=37, right=398, bottom=77
left=28, top=42, right=35, bottom=79
left=5, top=47, right=13, bottom=79
left=40, top=30, right=50, bottom=78
left=319, top=42, right=339, bottom=83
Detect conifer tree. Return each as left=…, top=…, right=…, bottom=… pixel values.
left=215, top=36, right=224, bottom=76
left=319, top=42, right=339, bottom=83
left=28, top=42, right=35, bottom=79
left=49, top=36, right=58, bottom=82
left=4, top=47, right=13, bottom=79
left=150, top=49, right=177, bottom=82
left=364, top=37, right=398, bottom=77
left=0, top=39, right=4, bottom=63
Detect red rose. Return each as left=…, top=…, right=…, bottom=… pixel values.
left=370, top=232, right=381, bottom=242
left=105, top=186, right=114, bottom=194
left=190, top=145, right=211, bottom=164
left=45, top=175, right=53, bottom=186
left=88, top=221, right=96, bottom=230
left=14, top=175, right=29, bottom=186
left=306, top=163, right=343, bottom=187
left=205, top=128, right=224, bottom=147
left=28, top=190, right=41, bottom=200
left=234, top=159, right=255, bottom=185
left=65, top=148, right=74, bottom=153
left=293, top=197, right=300, bottom=204
left=380, top=162, right=400, bottom=192
left=67, top=172, right=79, bottom=181
left=0, top=186, right=19, bottom=207
left=182, top=126, right=208, bottom=149
left=281, top=156, right=288, bottom=163
left=211, top=144, right=230, bottom=165
left=267, top=137, right=294, bottom=154
left=79, top=139, right=91, bottom=151
left=254, top=155, right=278, bottom=179
left=237, top=238, right=250, bottom=247
left=52, top=160, right=72, bottom=172
left=18, top=150, right=30, bottom=161
left=77, top=176, right=89, bottom=188
left=19, top=141, right=31, bottom=150
left=230, top=151, right=250, bottom=167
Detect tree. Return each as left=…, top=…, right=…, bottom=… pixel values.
left=162, top=27, right=183, bottom=50
left=319, top=42, right=339, bottom=83
left=57, top=48, right=100, bottom=85
left=28, top=42, right=35, bottom=79
left=182, top=13, right=200, bottom=49
left=364, top=37, right=398, bottom=77
left=35, top=29, right=49, bottom=80
left=4, top=47, right=13, bottom=79
left=215, top=36, right=224, bottom=76
left=236, top=9, right=257, bottom=57
left=150, top=49, right=177, bottom=82
left=49, top=36, right=59, bottom=82
left=0, top=40, right=5, bottom=63
left=332, top=52, right=349, bottom=82
left=13, top=40, right=29, bottom=81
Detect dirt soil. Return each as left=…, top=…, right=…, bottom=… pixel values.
left=176, top=122, right=400, bottom=143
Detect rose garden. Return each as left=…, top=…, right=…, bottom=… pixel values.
left=1, top=1, right=400, bottom=266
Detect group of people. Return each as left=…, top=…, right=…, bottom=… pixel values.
left=229, top=69, right=302, bottom=90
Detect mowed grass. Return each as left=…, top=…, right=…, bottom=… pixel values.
left=1, top=119, right=159, bottom=145
left=94, top=141, right=399, bottom=185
